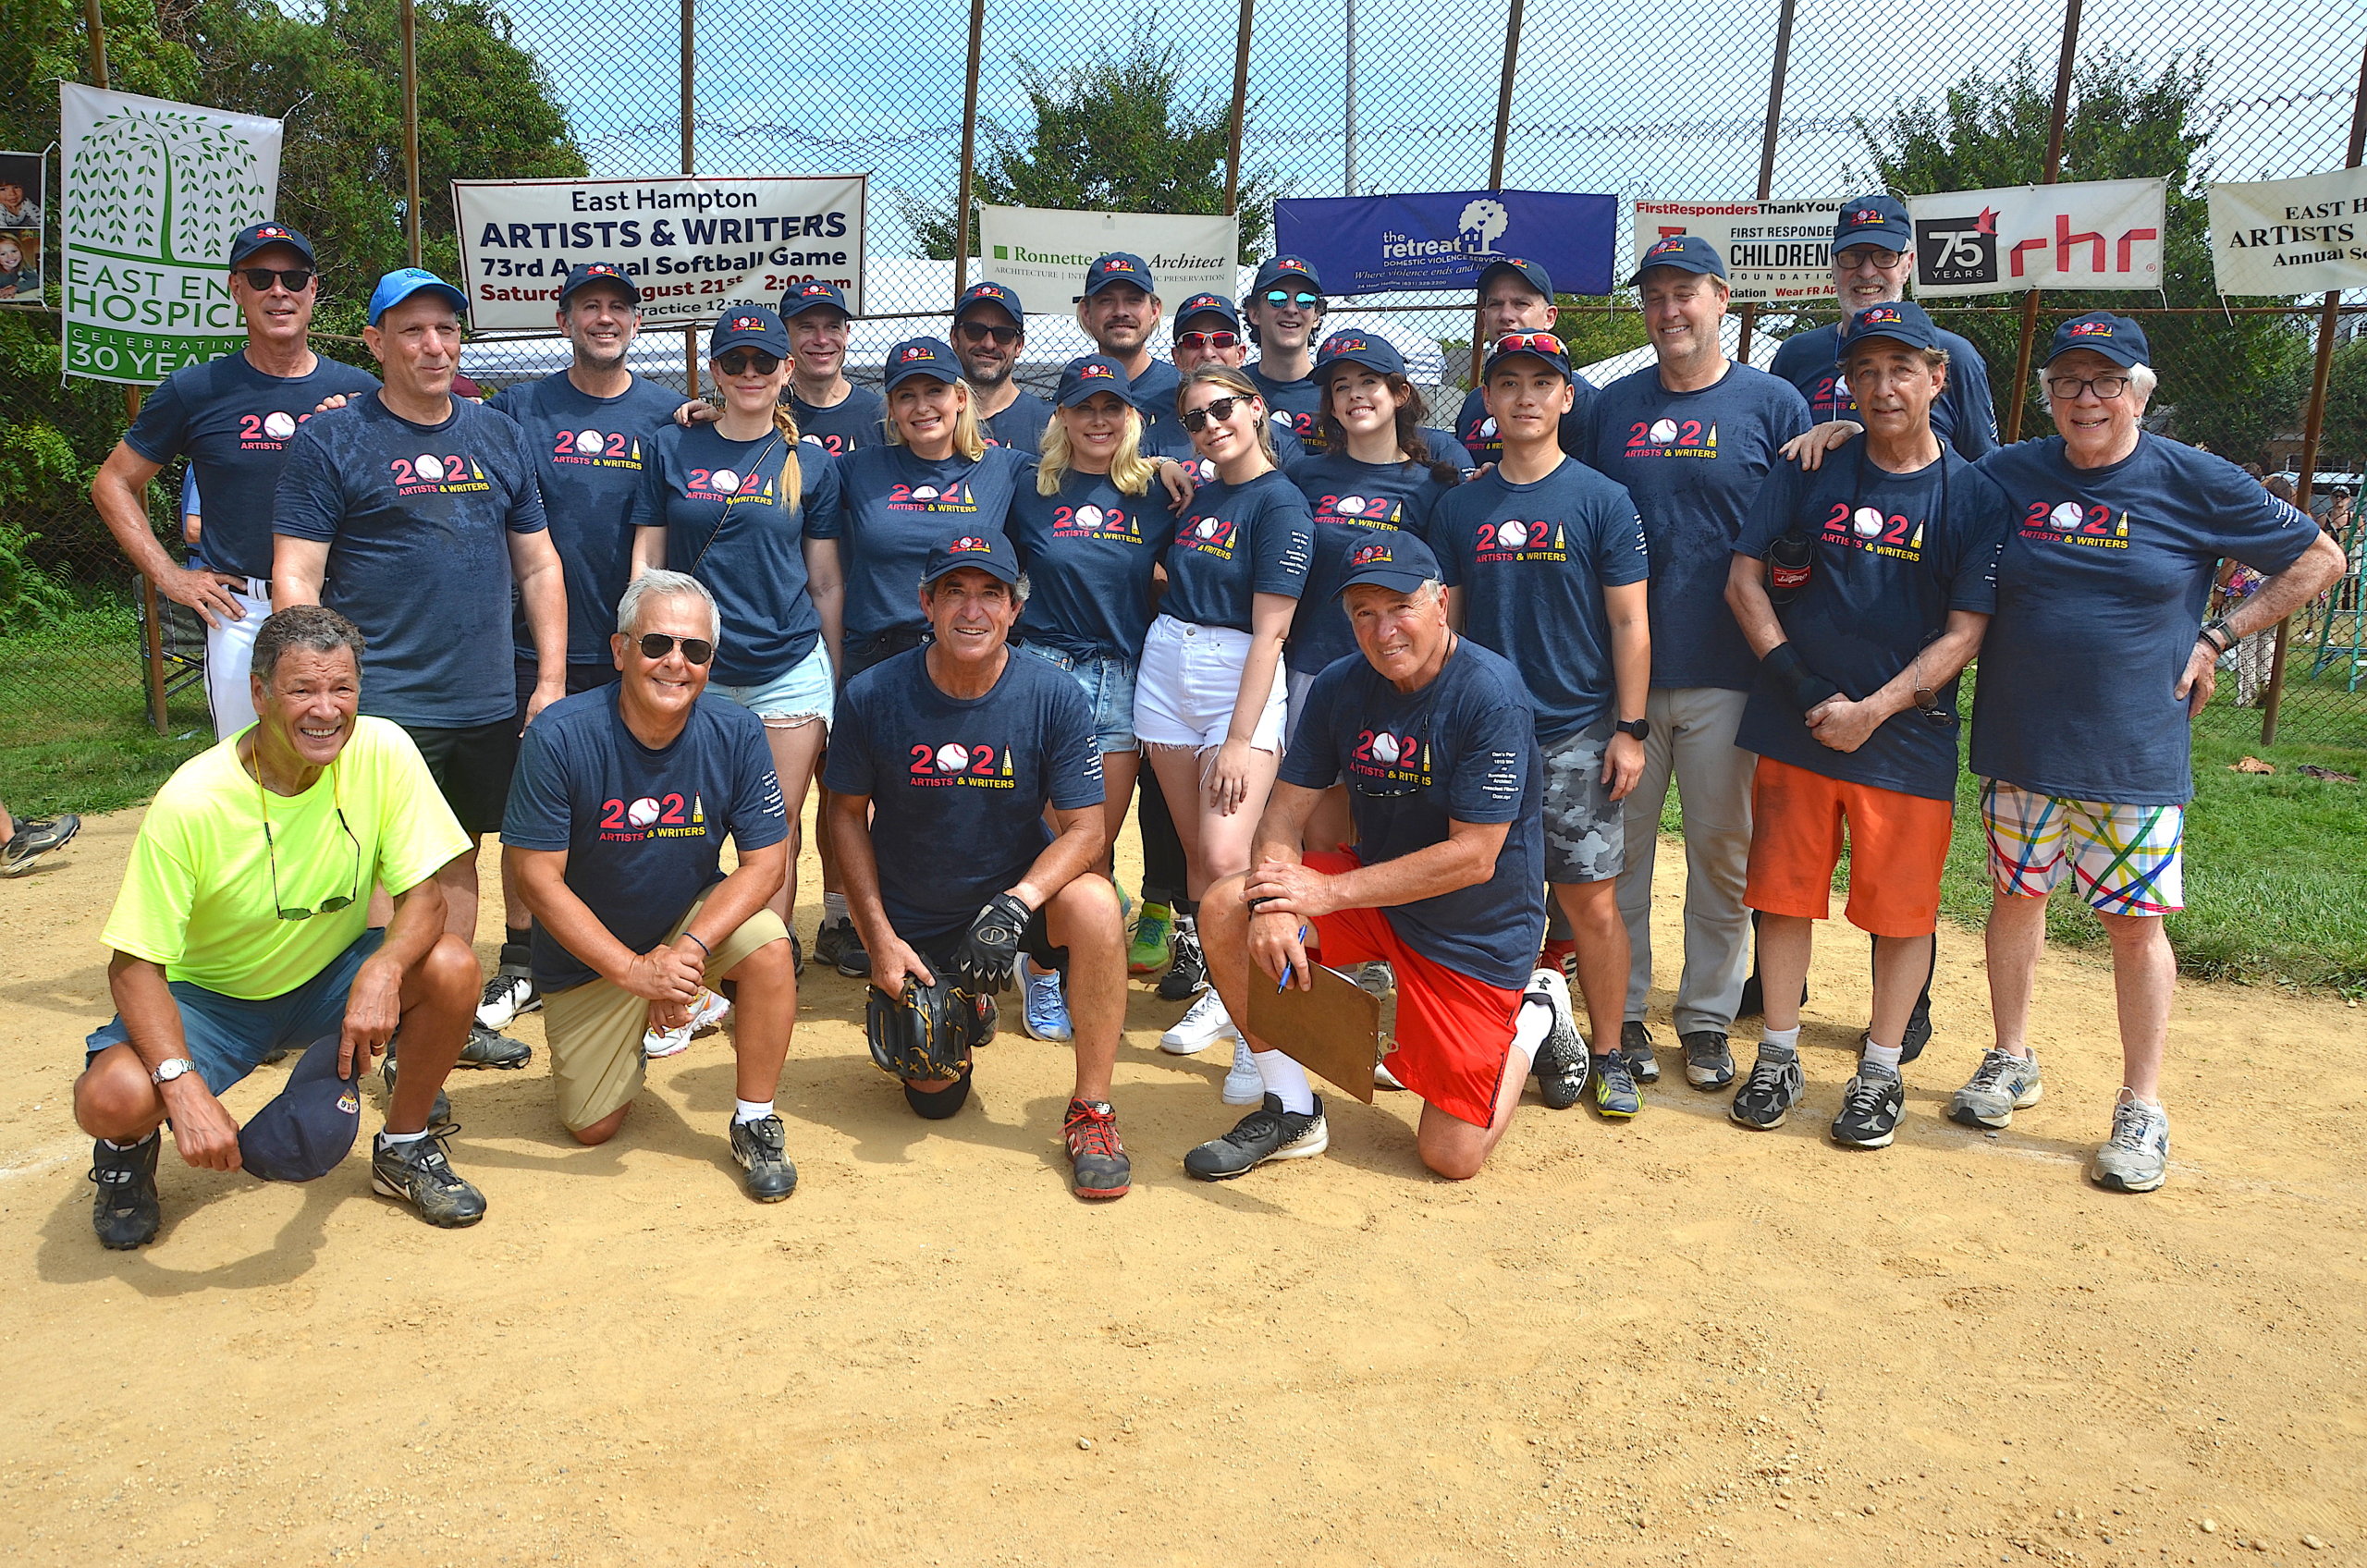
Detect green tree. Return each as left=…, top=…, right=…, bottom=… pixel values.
left=2321, top=333, right=2367, bottom=479
left=1846, top=48, right=2313, bottom=464
left=896, top=34, right=1281, bottom=263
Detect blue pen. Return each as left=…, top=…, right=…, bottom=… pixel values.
left=1278, top=924, right=1310, bottom=990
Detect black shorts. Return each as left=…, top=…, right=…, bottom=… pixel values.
left=399, top=717, right=521, bottom=839
left=514, top=657, right=619, bottom=725
left=917, top=903, right=1066, bottom=975
left=842, top=627, right=930, bottom=681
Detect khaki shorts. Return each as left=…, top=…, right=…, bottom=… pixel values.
left=545, top=900, right=790, bottom=1131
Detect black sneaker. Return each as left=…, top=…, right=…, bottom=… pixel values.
left=1831, top=1061, right=1906, bottom=1148
left=476, top=964, right=539, bottom=1030
left=816, top=916, right=871, bottom=977
left=1525, top=969, right=1588, bottom=1110
left=1729, top=1045, right=1804, bottom=1129
left=1157, top=925, right=1208, bottom=1002
left=729, top=1115, right=799, bottom=1201
left=790, top=929, right=805, bottom=978
left=381, top=1049, right=451, bottom=1125
left=0, top=813, right=80, bottom=876
left=1184, top=1093, right=1328, bottom=1181
left=1620, top=1019, right=1661, bottom=1084
left=1900, top=993, right=1933, bottom=1064
left=370, top=1126, right=486, bottom=1228
left=89, top=1133, right=161, bottom=1249
left=457, top=1021, right=532, bottom=1069
left=1681, top=1029, right=1735, bottom=1089
left=1064, top=1099, right=1132, bottom=1199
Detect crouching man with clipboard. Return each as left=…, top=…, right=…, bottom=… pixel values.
left=1184, top=534, right=1559, bottom=1182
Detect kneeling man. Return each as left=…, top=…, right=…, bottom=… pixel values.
left=826, top=531, right=1133, bottom=1200
left=501, top=570, right=801, bottom=1201
left=1188, top=534, right=1551, bottom=1182
left=76, top=606, right=485, bottom=1247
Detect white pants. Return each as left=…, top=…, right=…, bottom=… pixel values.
left=204, top=580, right=272, bottom=739
left=1615, top=686, right=1755, bottom=1035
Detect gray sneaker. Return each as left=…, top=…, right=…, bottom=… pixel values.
left=1729, top=1043, right=1803, bottom=1129
left=1947, top=1047, right=2043, bottom=1130
left=729, top=1115, right=799, bottom=1202
left=1619, top=1019, right=1661, bottom=1084
left=371, top=1126, right=486, bottom=1228
left=1682, top=1029, right=1735, bottom=1089
left=2091, top=1095, right=2170, bottom=1194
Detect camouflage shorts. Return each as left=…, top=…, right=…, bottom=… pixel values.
left=1541, top=719, right=1625, bottom=885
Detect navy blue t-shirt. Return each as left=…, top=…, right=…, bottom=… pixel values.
left=1009, top=471, right=1168, bottom=661
left=791, top=384, right=886, bottom=457
left=1578, top=362, right=1811, bottom=691
left=488, top=370, right=687, bottom=665
left=983, top=390, right=1055, bottom=455
left=1970, top=434, right=2320, bottom=805
left=824, top=647, right=1105, bottom=947
left=273, top=393, right=547, bottom=728
left=808, top=443, right=1029, bottom=643
left=1248, top=361, right=1324, bottom=451
left=1454, top=370, right=1597, bottom=468
left=1767, top=323, right=1997, bottom=460
left=1160, top=470, right=1314, bottom=632
left=123, top=351, right=382, bottom=582
left=1437, top=459, right=1650, bottom=741
left=500, top=687, right=789, bottom=992
left=1282, top=450, right=1455, bottom=676
left=1282, top=639, right=1545, bottom=989
left=1735, top=448, right=2011, bottom=800
left=626, top=423, right=840, bottom=686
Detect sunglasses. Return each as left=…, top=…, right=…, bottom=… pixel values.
left=238, top=266, right=314, bottom=293
left=955, top=320, right=1021, bottom=345
left=636, top=632, right=715, bottom=665
left=1262, top=289, right=1321, bottom=308
left=1351, top=774, right=1424, bottom=800
left=261, top=792, right=362, bottom=922
left=1182, top=395, right=1255, bottom=432
left=716, top=349, right=781, bottom=376
left=1177, top=330, right=1241, bottom=352
left=1496, top=332, right=1565, bottom=357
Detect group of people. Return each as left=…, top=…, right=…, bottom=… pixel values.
left=65, top=195, right=2343, bottom=1250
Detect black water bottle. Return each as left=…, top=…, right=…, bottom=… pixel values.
left=1768, top=530, right=1814, bottom=606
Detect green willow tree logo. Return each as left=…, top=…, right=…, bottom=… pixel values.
left=66, top=105, right=270, bottom=266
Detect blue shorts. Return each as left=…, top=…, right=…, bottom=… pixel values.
left=84, top=929, right=385, bottom=1094
left=709, top=638, right=835, bottom=729
left=1016, top=642, right=1139, bottom=753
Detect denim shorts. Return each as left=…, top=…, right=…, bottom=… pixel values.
left=1016, top=642, right=1139, bottom=753
left=709, top=638, right=835, bottom=729
left=84, top=929, right=385, bottom=1094
left=1133, top=614, right=1287, bottom=753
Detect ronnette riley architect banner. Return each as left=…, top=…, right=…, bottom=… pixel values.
left=1272, top=190, right=1615, bottom=297
left=452, top=173, right=867, bottom=330
left=59, top=83, right=282, bottom=385
left=976, top=205, right=1239, bottom=316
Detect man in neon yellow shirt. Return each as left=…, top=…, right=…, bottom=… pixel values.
left=73, top=606, right=488, bottom=1247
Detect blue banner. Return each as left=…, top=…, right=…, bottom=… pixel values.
left=1272, top=190, right=1617, bottom=298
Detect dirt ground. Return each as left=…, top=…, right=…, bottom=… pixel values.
left=2, top=802, right=2363, bottom=1568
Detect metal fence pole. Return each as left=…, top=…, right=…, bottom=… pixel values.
left=401, top=0, right=422, bottom=267
left=681, top=0, right=697, bottom=394
left=1473, top=0, right=1524, bottom=385
left=1223, top=0, right=1256, bottom=217
left=1735, top=0, right=1797, bottom=367
left=1343, top=0, right=1357, bottom=196
left=2260, top=40, right=2367, bottom=746
left=952, top=0, right=986, bottom=298
left=2002, top=0, right=2082, bottom=445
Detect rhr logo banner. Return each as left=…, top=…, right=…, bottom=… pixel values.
left=1907, top=178, right=2165, bottom=297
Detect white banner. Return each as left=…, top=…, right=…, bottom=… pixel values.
left=59, top=83, right=281, bottom=385
left=1630, top=199, right=1848, bottom=304
left=452, top=173, right=867, bottom=330
left=978, top=205, right=1239, bottom=319
left=1906, top=178, right=2165, bottom=297
left=2208, top=168, right=2367, bottom=295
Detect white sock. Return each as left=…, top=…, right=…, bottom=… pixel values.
left=1759, top=1025, right=1800, bottom=1056
left=1508, top=994, right=1552, bottom=1072
left=823, top=892, right=849, bottom=925
left=102, top=1135, right=151, bottom=1151
left=733, top=1098, right=775, bottom=1124
left=377, top=1126, right=429, bottom=1145
left=1861, top=1036, right=1903, bottom=1074
left=1254, top=1047, right=1315, bottom=1116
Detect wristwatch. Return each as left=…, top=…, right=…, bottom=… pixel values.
left=1614, top=717, right=1650, bottom=741
left=151, top=1058, right=198, bottom=1085
left=2200, top=617, right=2236, bottom=655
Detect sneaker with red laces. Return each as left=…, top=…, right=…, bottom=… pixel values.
left=1063, top=1098, right=1131, bottom=1199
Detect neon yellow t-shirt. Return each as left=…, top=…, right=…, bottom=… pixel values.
left=102, top=717, right=471, bottom=998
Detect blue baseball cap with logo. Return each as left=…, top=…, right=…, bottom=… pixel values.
left=1483, top=330, right=1574, bottom=380
left=1083, top=252, right=1154, bottom=296
left=1837, top=300, right=1943, bottom=361
left=1834, top=193, right=1913, bottom=251
left=956, top=279, right=1024, bottom=323
left=1173, top=291, right=1241, bottom=332
left=2046, top=311, right=2150, bottom=369
left=779, top=278, right=849, bottom=319
left=558, top=261, right=640, bottom=307
left=1337, top=533, right=1441, bottom=597
left=1629, top=233, right=1727, bottom=285
left=1478, top=255, right=1554, bottom=299
left=1055, top=354, right=1136, bottom=409
left=229, top=221, right=316, bottom=268
left=885, top=336, right=962, bottom=389
left=1251, top=255, right=1324, bottom=296
left=709, top=304, right=790, bottom=358
left=237, top=1035, right=362, bottom=1182
left=923, top=528, right=1021, bottom=588
left=1316, top=330, right=1407, bottom=380
left=367, top=267, right=468, bottom=325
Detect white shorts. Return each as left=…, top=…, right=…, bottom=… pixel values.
left=204, top=578, right=272, bottom=739
left=1133, top=614, right=1286, bottom=753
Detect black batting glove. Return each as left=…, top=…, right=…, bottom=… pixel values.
left=1761, top=642, right=1844, bottom=715
left=953, top=891, right=1033, bottom=992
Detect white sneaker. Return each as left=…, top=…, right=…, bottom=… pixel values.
left=476, top=965, right=538, bottom=1030
left=1159, top=987, right=1237, bottom=1055
left=1374, top=1055, right=1405, bottom=1090
left=645, top=987, right=730, bottom=1059
left=1222, top=1033, right=1266, bottom=1104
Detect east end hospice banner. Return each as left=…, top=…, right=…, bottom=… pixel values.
left=451, top=173, right=866, bottom=330
left=1272, top=190, right=1615, bottom=298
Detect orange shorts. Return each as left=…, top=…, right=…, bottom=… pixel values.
left=1297, top=850, right=1524, bottom=1129
left=1744, top=756, right=1953, bottom=938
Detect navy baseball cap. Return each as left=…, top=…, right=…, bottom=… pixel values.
left=1837, top=300, right=1943, bottom=361
left=1055, top=354, right=1136, bottom=409
left=1834, top=193, right=1913, bottom=251
left=1083, top=252, right=1154, bottom=296
left=2047, top=312, right=2150, bottom=369
left=955, top=280, right=1024, bottom=322
left=1337, top=533, right=1441, bottom=597
left=780, top=278, right=849, bottom=319
left=1629, top=234, right=1727, bottom=285
left=558, top=262, right=640, bottom=307
left=1316, top=330, right=1407, bottom=379
left=1478, top=256, right=1554, bottom=299
left=1251, top=255, right=1323, bottom=295
left=709, top=304, right=789, bottom=358
left=1173, top=291, right=1240, bottom=331
left=922, top=529, right=1020, bottom=588
left=884, top=336, right=962, bottom=389
left=229, top=221, right=315, bottom=268
left=1483, top=330, right=1573, bottom=380
left=237, top=1035, right=362, bottom=1182
left=367, top=267, right=467, bottom=325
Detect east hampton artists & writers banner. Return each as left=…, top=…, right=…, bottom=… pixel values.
left=2207, top=167, right=2367, bottom=295
left=1273, top=190, right=1615, bottom=297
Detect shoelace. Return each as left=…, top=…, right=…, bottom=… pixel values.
left=1067, top=1106, right=1122, bottom=1158
left=739, top=1118, right=785, bottom=1156
left=391, top=1123, right=467, bottom=1186
left=1841, top=1074, right=1893, bottom=1115
left=1596, top=1058, right=1636, bottom=1096
left=2107, top=1103, right=2161, bottom=1151
left=1222, top=1109, right=1284, bottom=1146
left=1964, top=1051, right=2020, bottom=1092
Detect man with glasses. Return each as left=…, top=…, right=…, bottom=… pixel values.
left=1453, top=257, right=1595, bottom=467
left=92, top=222, right=381, bottom=738
left=75, top=606, right=488, bottom=1247
left=1243, top=255, right=1326, bottom=450
left=1075, top=251, right=1177, bottom=420
left=1140, top=291, right=1304, bottom=469
left=780, top=278, right=884, bottom=454
left=950, top=280, right=1053, bottom=454
left=502, top=570, right=802, bottom=1201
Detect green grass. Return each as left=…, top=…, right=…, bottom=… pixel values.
left=0, top=602, right=213, bottom=821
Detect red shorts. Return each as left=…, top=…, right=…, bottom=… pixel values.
left=1296, top=851, right=1524, bottom=1128
left=1744, top=756, right=1953, bottom=937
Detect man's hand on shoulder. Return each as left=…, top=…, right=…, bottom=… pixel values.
left=673, top=399, right=721, bottom=428
left=1780, top=420, right=1861, bottom=472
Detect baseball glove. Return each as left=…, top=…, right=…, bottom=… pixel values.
left=865, top=974, right=976, bottom=1082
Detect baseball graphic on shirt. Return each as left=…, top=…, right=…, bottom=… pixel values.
left=1649, top=418, right=1678, bottom=444
left=1496, top=521, right=1527, bottom=548
left=913, top=485, right=940, bottom=502
left=1478, top=417, right=1498, bottom=436
left=575, top=428, right=604, bottom=454
left=1338, top=496, right=1367, bottom=517
left=415, top=453, right=445, bottom=481
left=263, top=410, right=297, bottom=440
left=626, top=796, right=661, bottom=828
left=1853, top=507, right=1883, bottom=538
left=935, top=743, right=971, bottom=773
left=2050, top=501, right=2082, bottom=533
left=1371, top=732, right=1402, bottom=764
left=1196, top=517, right=1222, bottom=539
left=1074, top=505, right=1103, bottom=529
left=710, top=469, right=740, bottom=495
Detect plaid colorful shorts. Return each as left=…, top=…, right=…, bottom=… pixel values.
left=1981, top=779, right=2185, bottom=916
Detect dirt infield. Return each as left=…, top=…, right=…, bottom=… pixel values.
left=2, top=803, right=2362, bottom=1567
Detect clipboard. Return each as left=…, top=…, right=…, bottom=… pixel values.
left=1248, top=961, right=1382, bottom=1105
